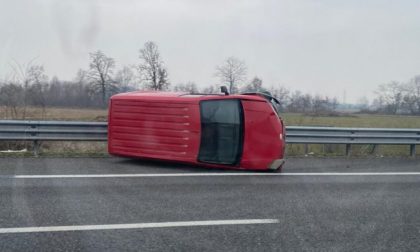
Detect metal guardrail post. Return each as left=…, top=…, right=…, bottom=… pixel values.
left=346, top=131, right=355, bottom=157
left=371, top=144, right=378, bottom=155
left=33, top=140, right=41, bottom=157
left=31, top=123, right=38, bottom=156
left=345, top=144, right=351, bottom=157
left=410, top=145, right=416, bottom=158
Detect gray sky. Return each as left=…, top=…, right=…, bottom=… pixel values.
left=1, top=0, right=420, bottom=103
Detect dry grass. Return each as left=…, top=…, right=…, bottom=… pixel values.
left=4, top=107, right=420, bottom=128
left=282, top=113, right=420, bottom=128
left=41, top=142, right=108, bottom=156
left=0, top=141, right=108, bottom=157
left=0, top=106, right=108, bottom=121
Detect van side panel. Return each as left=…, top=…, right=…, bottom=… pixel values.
left=108, top=98, right=201, bottom=163
left=240, top=100, right=284, bottom=170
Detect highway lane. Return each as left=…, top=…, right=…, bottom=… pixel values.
left=1, top=157, right=420, bottom=251
left=1, top=156, right=420, bottom=174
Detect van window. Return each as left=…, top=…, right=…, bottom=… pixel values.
left=198, top=99, right=243, bottom=165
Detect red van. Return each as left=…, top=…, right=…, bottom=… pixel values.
left=108, top=91, right=286, bottom=171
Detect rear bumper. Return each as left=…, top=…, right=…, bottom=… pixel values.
left=268, top=159, right=285, bottom=170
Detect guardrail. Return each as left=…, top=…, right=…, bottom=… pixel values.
left=0, top=120, right=107, bottom=156
left=286, top=126, right=420, bottom=157
left=0, top=120, right=419, bottom=157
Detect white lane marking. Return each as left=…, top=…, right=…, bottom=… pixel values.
left=3, top=172, right=420, bottom=179
left=281, top=172, right=420, bottom=176
left=0, top=219, right=279, bottom=234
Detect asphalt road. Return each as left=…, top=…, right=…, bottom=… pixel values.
left=1, top=157, right=420, bottom=251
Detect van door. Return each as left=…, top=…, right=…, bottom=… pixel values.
left=198, top=99, right=244, bottom=165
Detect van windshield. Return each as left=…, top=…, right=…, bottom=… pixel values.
left=198, top=99, right=243, bottom=165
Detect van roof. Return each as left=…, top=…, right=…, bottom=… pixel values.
left=111, top=91, right=268, bottom=102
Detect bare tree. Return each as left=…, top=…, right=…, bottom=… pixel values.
left=75, top=69, right=88, bottom=85
left=242, top=76, right=264, bottom=93
left=201, top=84, right=220, bottom=94
left=26, top=66, right=49, bottom=115
left=270, top=86, right=290, bottom=111
left=138, top=41, right=169, bottom=91
left=215, top=57, right=247, bottom=94
left=287, top=91, right=313, bottom=113
left=0, top=82, right=24, bottom=118
left=27, top=65, right=48, bottom=84
left=370, top=75, right=420, bottom=115
left=288, top=91, right=303, bottom=112
left=312, top=96, right=338, bottom=113
left=173, top=82, right=198, bottom=93
left=7, top=61, right=48, bottom=118
left=375, top=81, right=403, bottom=114
left=87, top=50, right=116, bottom=105
left=115, top=66, right=136, bottom=92
left=404, top=75, right=420, bottom=114
left=357, top=96, right=370, bottom=110
left=371, top=96, right=385, bottom=111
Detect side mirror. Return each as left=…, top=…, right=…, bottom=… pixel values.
left=220, top=86, right=229, bottom=95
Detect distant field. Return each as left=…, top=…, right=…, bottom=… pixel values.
left=282, top=113, right=420, bottom=128
left=2, top=107, right=420, bottom=128
left=1, top=107, right=419, bottom=157
left=0, top=106, right=108, bottom=121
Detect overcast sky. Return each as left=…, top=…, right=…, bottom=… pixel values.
left=1, top=0, right=420, bottom=103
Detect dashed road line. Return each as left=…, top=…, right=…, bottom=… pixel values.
left=0, top=219, right=279, bottom=234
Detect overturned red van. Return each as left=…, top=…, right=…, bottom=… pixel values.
left=108, top=91, right=286, bottom=171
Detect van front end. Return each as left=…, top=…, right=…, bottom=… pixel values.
left=240, top=99, right=286, bottom=171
